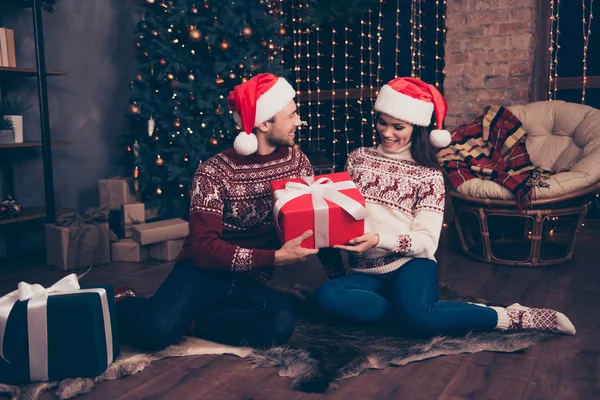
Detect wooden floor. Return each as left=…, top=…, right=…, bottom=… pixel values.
left=1, top=230, right=599, bottom=400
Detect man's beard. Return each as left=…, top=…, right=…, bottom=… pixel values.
left=266, top=131, right=295, bottom=148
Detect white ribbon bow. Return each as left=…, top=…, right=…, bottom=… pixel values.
left=273, top=176, right=367, bottom=248
left=0, top=274, right=113, bottom=382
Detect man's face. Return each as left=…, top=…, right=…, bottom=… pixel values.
left=264, top=100, right=302, bottom=148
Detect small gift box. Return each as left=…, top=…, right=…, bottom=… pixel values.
left=132, top=218, right=189, bottom=246
left=45, top=207, right=112, bottom=271
left=98, top=177, right=137, bottom=211
left=150, top=239, right=185, bottom=261
left=271, top=172, right=367, bottom=249
left=0, top=274, right=120, bottom=384
left=122, top=202, right=145, bottom=238
left=111, top=238, right=149, bottom=262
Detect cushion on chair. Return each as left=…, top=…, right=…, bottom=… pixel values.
left=456, top=100, right=600, bottom=200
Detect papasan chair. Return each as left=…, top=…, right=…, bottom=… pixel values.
left=443, top=100, right=600, bottom=267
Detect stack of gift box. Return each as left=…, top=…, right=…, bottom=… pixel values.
left=44, top=177, right=189, bottom=271
left=99, top=177, right=189, bottom=264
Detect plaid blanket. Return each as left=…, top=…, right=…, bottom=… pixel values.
left=438, top=106, right=550, bottom=209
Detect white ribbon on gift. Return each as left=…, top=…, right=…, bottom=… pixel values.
left=0, top=274, right=114, bottom=382
left=273, top=176, right=368, bottom=248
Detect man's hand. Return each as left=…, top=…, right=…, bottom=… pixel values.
left=275, top=230, right=320, bottom=265
left=334, top=233, right=379, bottom=255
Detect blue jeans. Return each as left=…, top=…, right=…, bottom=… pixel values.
left=117, top=259, right=295, bottom=350
left=315, top=258, right=498, bottom=336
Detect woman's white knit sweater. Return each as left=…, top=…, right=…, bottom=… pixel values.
left=346, top=142, right=445, bottom=274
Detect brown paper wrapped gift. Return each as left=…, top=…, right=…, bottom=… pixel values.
left=122, top=202, right=145, bottom=238
left=45, top=207, right=112, bottom=271
left=111, top=238, right=149, bottom=262
left=132, top=218, right=189, bottom=246
left=98, top=178, right=137, bottom=210
left=150, top=239, right=184, bottom=261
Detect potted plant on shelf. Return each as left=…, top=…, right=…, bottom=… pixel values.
left=0, top=96, right=31, bottom=144
left=0, top=117, right=15, bottom=144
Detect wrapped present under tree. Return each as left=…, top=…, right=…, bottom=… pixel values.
left=45, top=207, right=113, bottom=271
left=0, top=274, right=119, bottom=384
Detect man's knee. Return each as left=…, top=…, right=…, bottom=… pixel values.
left=132, top=318, right=184, bottom=351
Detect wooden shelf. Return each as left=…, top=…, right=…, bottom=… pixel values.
left=0, top=141, right=71, bottom=149
left=0, top=66, right=67, bottom=76
left=0, top=207, right=71, bottom=227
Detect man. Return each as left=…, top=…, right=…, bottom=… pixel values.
left=116, top=73, right=334, bottom=351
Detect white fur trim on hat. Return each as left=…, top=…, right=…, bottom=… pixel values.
left=430, top=129, right=451, bottom=148
left=233, top=131, right=258, bottom=156
left=254, top=77, right=296, bottom=125
left=374, top=84, right=434, bottom=126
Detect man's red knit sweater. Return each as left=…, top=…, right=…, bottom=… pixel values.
left=176, top=146, right=314, bottom=283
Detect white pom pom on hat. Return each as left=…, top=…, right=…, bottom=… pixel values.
left=373, top=77, right=452, bottom=148
left=226, top=73, right=296, bottom=155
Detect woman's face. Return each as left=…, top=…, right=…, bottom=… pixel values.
left=376, top=113, right=413, bottom=153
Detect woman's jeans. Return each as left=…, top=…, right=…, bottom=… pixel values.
left=315, top=258, right=498, bottom=336
left=117, top=259, right=295, bottom=350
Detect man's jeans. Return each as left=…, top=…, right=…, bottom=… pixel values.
left=117, top=259, right=295, bottom=350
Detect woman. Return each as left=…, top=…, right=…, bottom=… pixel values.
left=315, top=77, right=575, bottom=337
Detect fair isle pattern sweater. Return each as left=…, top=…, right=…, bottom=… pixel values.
left=344, top=143, right=445, bottom=275
left=176, top=146, right=314, bottom=283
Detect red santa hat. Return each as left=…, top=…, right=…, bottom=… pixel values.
left=226, top=73, right=296, bottom=155
left=374, top=77, right=451, bottom=148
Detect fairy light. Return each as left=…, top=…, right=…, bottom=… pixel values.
left=292, top=0, right=302, bottom=124
left=547, top=0, right=556, bottom=99
left=581, top=0, right=594, bottom=103
left=548, top=0, right=562, bottom=100
left=395, top=0, right=401, bottom=78
left=332, top=27, right=337, bottom=168
left=440, top=0, right=448, bottom=78
left=316, top=26, right=322, bottom=151
left=297, top=2, right=304, bottom=148
left=435, top=0, right=441, bottom=86
left=418, top=0, right=423, bottom=77
left=376, top=0, right=384, bottom=90
left=359, top=13, right=366, bottom=147
left=344, top=24, right=350, bottom=155
left=368, top=9, right=376, bottom=143
left=410, top=0, right=416, bottom=77
left=305, top=14, right=313, bottom=150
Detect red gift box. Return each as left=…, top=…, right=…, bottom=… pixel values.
left=271, top=172, right=367, bottom=249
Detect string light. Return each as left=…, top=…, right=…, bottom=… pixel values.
left=435, top=0, right=441, bottom=86
left=548, top=0, right=561, bottom=100
left=305, top=5, right=313, bottom=150
left=359, top=13, right=366, bottom=147
left=411, top=0, right=416, bottom=77
left=418, top=0, right=423, bottom=77
left=332, top=26, right=337, bottom=168
left=582, top=0, right=594, bottom=103
left=316, top=26, right=322, bottom=151
left=344, top=24, right=350, bottom=155
left=297, top=2, right=306, bottom=149
left=376, top=0, right=384, bottom=90
left=292, top=0, right=302, bottom=132
left=395, top=0, right=401, bottom=78
left=368, top=9, right=376, bottom=143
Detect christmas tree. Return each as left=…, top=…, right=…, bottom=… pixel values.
left=123, top=0, right=289, bottom=218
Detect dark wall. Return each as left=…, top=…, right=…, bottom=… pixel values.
left=0, top=0, right=139, bottom=257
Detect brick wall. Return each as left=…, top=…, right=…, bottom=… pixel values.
left=443, top=0, right=537, bottom=128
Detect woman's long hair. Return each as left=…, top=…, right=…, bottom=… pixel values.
left=410, top=125, right=454, bottom=222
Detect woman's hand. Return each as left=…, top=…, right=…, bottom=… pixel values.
left=334, top=233, right=380, bottom=255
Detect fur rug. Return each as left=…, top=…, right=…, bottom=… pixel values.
left=0, top=284, right=558, bottom=399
